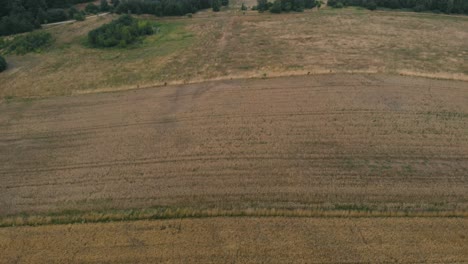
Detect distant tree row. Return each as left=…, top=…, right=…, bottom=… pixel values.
left=114, top=0, right=221, bottom=16
left=88, top=14, right=154, bottom=47
left=328, top=0, right=468, bottom=14
left=1, top=0, right=227, bottom=36
left=0, top=0, right=100, bottom=36
left=256, top=0, right=321, bottom=13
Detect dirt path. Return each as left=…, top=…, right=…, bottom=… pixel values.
left=42, top=13, right=110, bottom=28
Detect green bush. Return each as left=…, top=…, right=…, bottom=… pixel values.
left=86, top=3, right=100, bottom=14
left=45, top=9, right=69, bottom=23
left=327, top=0, right=337, bottom=7
left=74, top=12, right=86, bottom=21
left=4, top=31, right=53, bottom=55
left=241, top=3, right=248, bottom=10
left=88, top=15, right=154, bottom=48
left=335, top=2, right=344, bottom=8
left=0, top=55, right=6, bottom=72
left=100, top=0, right=111, bottom=12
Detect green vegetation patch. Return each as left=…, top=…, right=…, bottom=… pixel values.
left=88, top=15, right=155, bottom=48
left=1, top=31, right=53, bottom=55
left=0, top=55, right=6, bottom=72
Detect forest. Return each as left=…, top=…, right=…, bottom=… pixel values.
left=0, top=0, right=218, bottom=36
left=328, top=0, right=468, bottom=13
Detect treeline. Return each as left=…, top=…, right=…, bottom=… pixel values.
left=114, top=0, right=221, bottom=16
left=1, top=0, right=223, bottom=36
left=256, top=0, right=321, bottom=13
left=328, top=0, right=468, bottom=14
left=0, top=0, right=96, bottom=36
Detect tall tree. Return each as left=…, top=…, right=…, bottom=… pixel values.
left=257, top=0, right=268, bottom=12
left=212, top=0, right=221, bottom=11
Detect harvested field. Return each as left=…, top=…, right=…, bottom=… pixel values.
left=1, top=217, right=467, bottom=263
left=0, top=74, right=467, bottom=225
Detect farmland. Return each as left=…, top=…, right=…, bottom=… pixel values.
left=1, top=74, right=467, bottom=225
left=1, top=218, right=467, bottom=263
left=0, top=2, right=467, bottom=263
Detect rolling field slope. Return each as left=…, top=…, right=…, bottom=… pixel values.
left=0, top=8, right=467, bottom=98
left=1, top=74, right=467, bottom=225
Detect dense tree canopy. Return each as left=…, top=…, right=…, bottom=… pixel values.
left=1, top=0, right=217, bottom=36
left=0, top=0, right=96, bottom=36
left=328, top=0, right=468, bottom=14
left=262, top=0, right=318, bottom=13
left=115, top=0, right=213, bottom=16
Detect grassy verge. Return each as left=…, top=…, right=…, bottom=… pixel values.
left=1, top=206, right=466, bottom=228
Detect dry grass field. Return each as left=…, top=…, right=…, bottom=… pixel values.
left=0, top=7, right=467, bottom=98
left=1, top=217, right=467, bottom=263
left=1, top=74, right=467, bottom=226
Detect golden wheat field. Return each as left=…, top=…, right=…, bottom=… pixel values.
left=1, top=217, right=467, bottom=263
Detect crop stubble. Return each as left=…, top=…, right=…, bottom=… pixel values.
left=0, top=217, right=467, bottom=263
left=0, top=74, right=467, bottom=222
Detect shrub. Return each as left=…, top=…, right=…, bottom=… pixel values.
left=88, top=15, right=154, bottom=48
left=305, top=0, right=317, bottom=9
left=74, top=12, right=86, bottom=21
left=100, top=0, right=111, bottom=12
left=85, top=3, right=100, bottom=14
left=327, top=0, right=337, bottom=7
left=335, top=2, right=344, bottom=8
left=45, top=9, right=69, bottom=23
left=5, top=31, right=53, bottom=55
left=0, top=55, right=6, bottom=72
left=241, top=3, right=248, bottom=10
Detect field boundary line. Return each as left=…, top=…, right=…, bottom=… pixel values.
left=1, top=207, right=466, bottom=228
